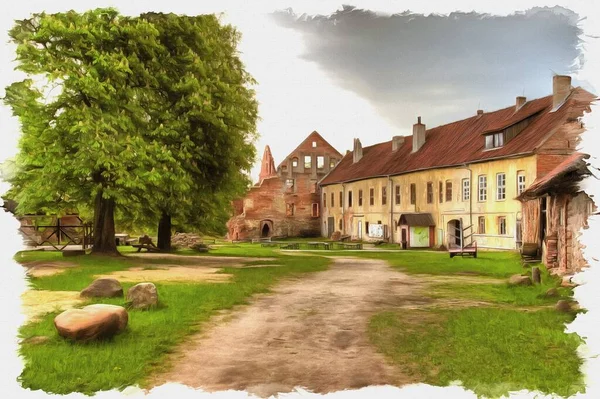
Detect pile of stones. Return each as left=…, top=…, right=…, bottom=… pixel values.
left=171, top=232, right=202, bottom=249
left=53, top=278, right=159, bottom=342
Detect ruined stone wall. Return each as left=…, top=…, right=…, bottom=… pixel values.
left=566, top=192, right=593, bottom=274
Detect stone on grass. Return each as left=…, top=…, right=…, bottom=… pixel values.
left=127, top=282, right=159, bottom=309
left=531, top=267, right=541, bottom=284
left=555, top=300, right=574, bottom=313
left=22, top=336, right=51, bottom=345
left=508, top=274, right=532, bottom=286
left=54, top=304, right=128, bottom=342
left=544, top=288, right=559, bottom=297
left=331, top=231, right=341, bottom=241
left=80, top=278, right=123, bottom=298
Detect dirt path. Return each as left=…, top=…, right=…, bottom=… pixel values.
left=149, top=257, right=426, bottom=396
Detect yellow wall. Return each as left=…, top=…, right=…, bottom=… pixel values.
left=320, top=155, right=537, bottom=249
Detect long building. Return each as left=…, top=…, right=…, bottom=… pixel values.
left=319, top=75, right=595, bottom=250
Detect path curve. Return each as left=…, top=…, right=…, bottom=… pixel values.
left=149, top=257, right=427, bottom=397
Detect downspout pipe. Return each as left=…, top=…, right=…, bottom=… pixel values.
left=342, top=183, right=346, bottom=235
left=388, top=176, right=393, bottom=243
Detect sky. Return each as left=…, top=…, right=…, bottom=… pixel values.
left=0, top=1, right=592, bottom=184
left=1, top=1, right=600, bottom=399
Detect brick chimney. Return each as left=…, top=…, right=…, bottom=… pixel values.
left=412, top=116, right=426, bottom=153
left=392, top=136, right=405, bottom=151
left=258, top=145, right=277, bottom=183
left=552, top=75, right=572, bottom=109
left=353, top=138, right=363, bottom=163
left=516, top=96, right=526, bottom=111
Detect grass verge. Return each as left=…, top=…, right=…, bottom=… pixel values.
left=16, top=248, right=329, bottom=394
left=369, top=308, right=584, bottom=398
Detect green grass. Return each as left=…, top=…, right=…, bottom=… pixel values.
left=16, top=249, right=329, bottom=394
left=369, top=308, right=584, bottom=398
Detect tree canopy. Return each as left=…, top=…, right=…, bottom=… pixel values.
left=4, top=8, right=259, bottom=253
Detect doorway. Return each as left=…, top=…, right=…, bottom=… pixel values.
left=259, top=220, right=273, bottom=238
left=327, top=217, right=335, bottom=237
left=447, top=219, right=462, bottom=248
left=357, top=220, right=363, bottom=240
left=401, top=228, right=408, bottom=249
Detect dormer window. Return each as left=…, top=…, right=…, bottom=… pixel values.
left=484, top=132, right=504, bottom=149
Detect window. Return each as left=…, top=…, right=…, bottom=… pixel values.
left=339, top=191, right=343, bottom=208
left=478, top=175, right=487, bottom=201
left=329, top=159, right=336, bottom=168
left=498, top=216, right=507, bottom=235
left=285, top=179, right=294, bottom=192
left=317, top=156, right=325, bottom=169
left=439, top=181, right=443, bottom=203
left=446, top=181, right=453, bottom=202
left=478, top=216, right=486, bottom=234
left=292, top=158, right=298, bottom=167
left=427, top=182, right=433, bottom=204
left=286, top=203, right=294, bottom=216
left=339, top=219, right=342, bottom=230
left=382, top=187, right=387, bottom=205
left=331, top=192, right=334, bottom=208
left=462, top=178, right=470, bottom=201
left=410, top=183, right=416, bottom=205
left=323, top=193, right=326, bottom=208
left=517, top=172, right=526, bottom=195
left=358, top=189, right=363, bottom=206
left=281, top=165, right=287, bottom=171
left=496, top=173, right=506, bottom=200
left=484, top=132, right=505, bottom=149
left=312, top=141, right=317, bottom=148
left=348, top=191, right=353, bottom=207
left=304, top=155, right=312, bottom=168
left=365, top=222, right=370, bottom=235
left=395, top=185, right=401, bottom=205
left=369, top=188, right=375, bottom=206
left=312, top=203, right=319, bottom=217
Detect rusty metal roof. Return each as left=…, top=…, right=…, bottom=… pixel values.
left=517, top=152, right=591, bottom=200
left=321, top=88, right=596, bottom=186
left=398, top=213, right=435, bottom=226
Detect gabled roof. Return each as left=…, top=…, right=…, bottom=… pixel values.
left=320, top=87, right=596, bottom=186
left=517, top=153, right=591, bottom=201
left=276, top=131, right=343, bottom=170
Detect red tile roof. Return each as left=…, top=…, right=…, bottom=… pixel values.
left=517, top=152, right=590, bottom=200
left=320, top=88, right=596, bottom=186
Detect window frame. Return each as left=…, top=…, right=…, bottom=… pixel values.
left=517, top=172, right=526, bottom=195
left=395, top=185, right=401, bottom=205
left=292, top=158, right=298, bottom=168
left=498, top=216, right=507, bottom=235
left=496, top=173, right=506, bottom=201
left=358, top=189, right=363, bottom=207
left=445, top=180, right=453, bottom=202
left=317, top=156, right=325, bottom=169
left=484, top=132, right=505, bottom=149
left=369, top=188, right=375, bottom=206
left=304, top=155, right=312, bottom=169
left=478, top=175, right=487, bottom=202
left=426, top=182, right=433, bottom=204
left=348, top=190, right=353, bottom=207
left=410, top=183, right=416, bottom=205
left=478, top=216, right=486, bottom=234
left=439, top=181, right=443, bottom=203
left=462, top=178, right=470, bottom=201
left=382, top=186, right=387, bottom=205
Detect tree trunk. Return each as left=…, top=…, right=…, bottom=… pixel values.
left=91, top=191, right=119, bottom=255
left=157, top=211, right=172, bottom=252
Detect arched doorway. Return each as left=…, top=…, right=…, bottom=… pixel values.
left=447, top=219, right=462, bottom=248
left=260, top=220, right=273, bottom=238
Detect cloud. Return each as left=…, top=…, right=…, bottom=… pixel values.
left=271, top=5, right=585, bottom=132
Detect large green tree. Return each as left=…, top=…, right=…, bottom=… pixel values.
left=4, top=9, right=258, bottom=254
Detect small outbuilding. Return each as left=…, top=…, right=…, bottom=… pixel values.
left=518, top=153, right=596, bottom=275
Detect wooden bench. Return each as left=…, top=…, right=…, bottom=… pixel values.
left=261, top=242, right=279, bottom=247
left=449, top=242, right=477, bottom=258
left=132, top=244, right=161, bottom=253
left=280, top=243, right=299, bottom=250
left=334, top=242, right=362, bottom=250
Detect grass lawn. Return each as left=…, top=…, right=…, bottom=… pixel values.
left=369, top=308, right=584, bottom=398
left=16, top=246, right=329, bottom=395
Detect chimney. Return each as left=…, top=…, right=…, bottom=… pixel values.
left=476, top=109, right=484, bottom=117
left=392, top=135, right=405, bottom=151
left=412, top=116, right=426, bottom=153
left=516, top=96, right=526, bottom=111
left=353, top=138, right=363, bottom=163
left=552, top=75, right=572, bottom=109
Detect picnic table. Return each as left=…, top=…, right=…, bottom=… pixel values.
left=307, top=242, right=331, bottom=250
left=280, top=243, right=299, bottom=250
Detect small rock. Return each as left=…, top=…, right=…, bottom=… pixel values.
left=127, top=282, right=159, bottom=309
left=331, top=231, right=341, bottom=241
left=555, top=300, right=573, bottom=312
left=531, top=267, right=541, bottom=284
left=54, top=304, right=128, bottom=342
left=508, top=274, right=532, bottom=286
left=545, top=288, right=559, bottom=297
left=80, top=278, right=123, bottom=298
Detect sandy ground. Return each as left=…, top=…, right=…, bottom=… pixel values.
left=20, top=260, right=79, bottom=277
left=21, top=290, right=84, bottom=322
left=96, top=265, right=233, bottom=283
left=149, top=257, right=428, bottom=397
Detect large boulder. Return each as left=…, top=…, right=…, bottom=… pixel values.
left=508, top=274, right=532, bottom=286
left=54, top=304, right=128, bottom=342
left=331, top=231, right=341, bottom=241
left=127, top=282, right=159, bottom=309
left=80, top=278, right=123, bottom=298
